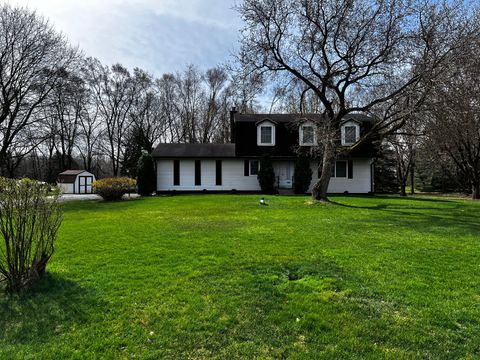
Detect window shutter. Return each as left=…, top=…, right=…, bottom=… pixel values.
left=195, top=160, right=201, bottom=185
left=244, top=160, right=249, bottom=176
left=348, top=160, right=353, bottom=179
left=216, top=160, right=222, bottom=185
left=173, top=160, right=180, bottom=185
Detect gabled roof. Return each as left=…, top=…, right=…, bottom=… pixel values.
left=255, top=118, right=278, bottom=126
left=152, top=143, right=236, bottom=158
left=57, top=170, right=90, bottom=183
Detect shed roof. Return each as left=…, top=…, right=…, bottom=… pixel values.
left=57, top=170, right=91, bottom=183
left=152, top=143, right=236, bottom=158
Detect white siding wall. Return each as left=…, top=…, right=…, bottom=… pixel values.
left=58, top=183, right=74, bottom=194
left=156, top=159, right=261, bottom=191
left=157, top=158, right=372, bottom=193
left=308, top=158, right=372, bottom=193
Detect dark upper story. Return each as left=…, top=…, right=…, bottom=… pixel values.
left=231, top=109, right=377, bottom=158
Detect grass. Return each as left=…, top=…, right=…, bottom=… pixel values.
left=1, top=194, right=480, bottom=359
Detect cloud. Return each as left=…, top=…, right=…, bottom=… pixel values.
left=3, top=0, right=241, bottom=75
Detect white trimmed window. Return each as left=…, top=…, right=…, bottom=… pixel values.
left=300, top=124, right=316, bottom=146
left=257, top=122, right=276, bottom=146
left=341, top=122, right=360, bottom=146
left=330, top=160, right=353, bottom=179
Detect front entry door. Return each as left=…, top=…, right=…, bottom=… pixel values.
left=277, top=162, right=292, bottom=188
left=78, top=176, right=93, bottom=194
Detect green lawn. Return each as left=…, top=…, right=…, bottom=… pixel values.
left=1, top=195, right=480, bottom=359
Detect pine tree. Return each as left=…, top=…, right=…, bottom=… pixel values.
left=136, top=153, right=155, bottom=196
left=294, top=156, right=313, bottom=194
left=257, top=156, right=276, bottom=194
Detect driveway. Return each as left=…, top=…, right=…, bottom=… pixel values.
left=58, top=193, right=140, bottom=202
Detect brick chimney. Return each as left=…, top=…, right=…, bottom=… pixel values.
left=229, top=106, right=237, bottom=143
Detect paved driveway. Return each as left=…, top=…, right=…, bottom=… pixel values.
left=58, top=193, right=140, bottom=202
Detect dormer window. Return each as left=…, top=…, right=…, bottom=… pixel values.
left=300, top=123, right=316, bottom=146
left=257, top=120, right=276, bottom=146
left=341, top=121, right=360, bottom=146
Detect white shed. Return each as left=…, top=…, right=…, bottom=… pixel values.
left=57, top=170, right=96, bottom=194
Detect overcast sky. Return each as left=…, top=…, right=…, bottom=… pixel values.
left=4, top=0, right=241, bottom=76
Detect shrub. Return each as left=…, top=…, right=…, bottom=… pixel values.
left=294, top=155, right=313, bottom=194
left=93, top=177, right=136, bottom=201
left=257, top=156, right=276, bottom=194
left=136, top=153, right=155, bottom=196
left=0, top=178, right=63, bottom=293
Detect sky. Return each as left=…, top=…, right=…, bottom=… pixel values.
left=4, top=0, right=242, bottom=76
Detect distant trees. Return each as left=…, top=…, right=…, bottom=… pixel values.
left=236, top=0, right=472, bottom=201
left=425, top=31, right=480, bottom=199
left=0, top=4, right=257, bottom=182
left=0, top=4, right=79, bottom=176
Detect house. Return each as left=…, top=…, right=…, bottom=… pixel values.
left=152, top=109, right=376, bottom=193
left=57, top=170, right=96, bottom=194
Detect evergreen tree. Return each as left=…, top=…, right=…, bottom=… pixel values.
left=122, top=127, right=152, bottom=178
left=257, top=156, right=276, bottom=194
left=136, top=153, right=155, bottom=196
left=294, top=155, right=313, bottom=194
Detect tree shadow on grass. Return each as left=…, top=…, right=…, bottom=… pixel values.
left=329, top=195, right=458, bottom=209
left=0, top=272, right=102, bottom=346
left=330, top=197, right=480, bottom=236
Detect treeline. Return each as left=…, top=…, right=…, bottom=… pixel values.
left=1, top=3, right=479, bottom=197
left=0, top=5, right=262, bottom=182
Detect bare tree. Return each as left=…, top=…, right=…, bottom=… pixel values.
left=199, top=66, right=228, bottom=143
left=0, top=5, right=78, bottom=176
left=236, top=0, right=469, bottom=201
left=129, top=68, right=167, bottom=151
left=76, top=85, right=102, bottom=174
left=427, top=30, right=480, bottom=199
left=84, top=58, right=137, bottom=176
left=176, top=65, right=205, bottom=143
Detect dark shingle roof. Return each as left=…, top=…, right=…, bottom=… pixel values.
left=235, top=113, right=373, bottom=123
left=59, top=170, right=85, bottom=175
left=57, top=170, right=89, bottom=183
left=152, top=143, right=236, bottom=158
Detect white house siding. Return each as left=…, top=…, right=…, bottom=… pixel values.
left=156, top=158, right=372, bottom=193
left=156, top=159, right=261, bottom=191
left=308, top=158, right=373, bottom=194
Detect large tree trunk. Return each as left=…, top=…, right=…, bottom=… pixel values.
left=312, top=144, right=335, bottom=202
left=472, top=181, right=480, bottom=200
left=410, top=162, right=415, bottom=194
left=400, top=181, right=407, bottom=197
